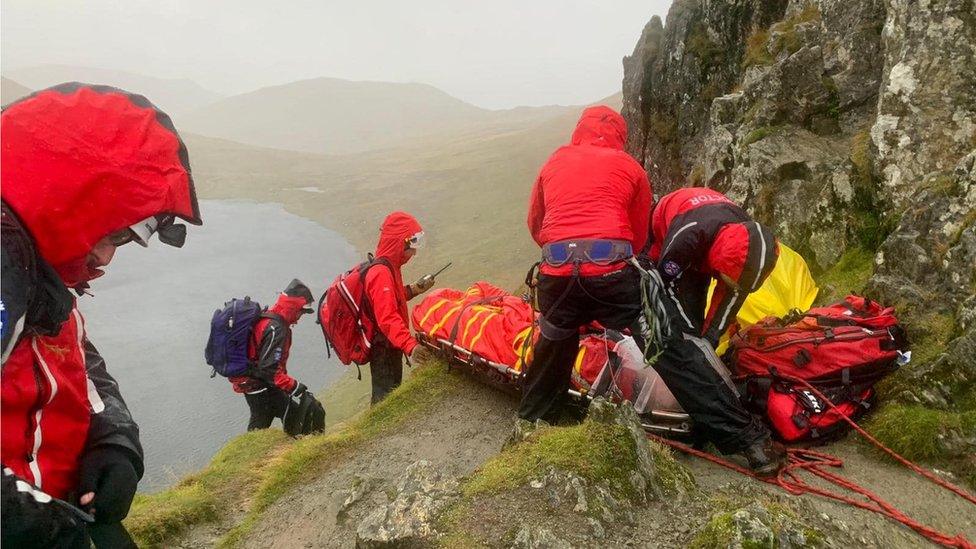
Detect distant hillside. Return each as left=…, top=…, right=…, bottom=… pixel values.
left=181, top=77, right=577, bottom=155
left=1, top=77, right=31, bottom=104
left=182, top=98, right=604, bottom=289
left=4, top=64, right=222, bottom=115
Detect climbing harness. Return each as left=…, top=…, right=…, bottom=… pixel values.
left=541, top=238, right=634, bottom=267
left=647, top=373, right=976, bottom=549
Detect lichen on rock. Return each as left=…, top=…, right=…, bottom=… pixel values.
left=355, top=460, right=459, bottom=548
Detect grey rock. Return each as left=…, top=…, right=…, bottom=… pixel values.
left=504, top=417, right=550, bottom=449
left=588, top=397, right=696, bottom=501
left=510, top=525, right=573, bottom=549
left=336, top=475, right=378, bottom=523
left=355, top=460, right=458, bottom=548
left=696, top=501, right=824, bottom=548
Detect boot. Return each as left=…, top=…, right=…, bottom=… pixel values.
left=741, top=437, right=787, bottom=477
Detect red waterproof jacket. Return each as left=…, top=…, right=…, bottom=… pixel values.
left=648, top=187, right=778, bottom=344
left=229, top=294, right=307, bottom=394
left=364, top=212, right=422, bottom=355
left=1, top=84, right=200, bottom=500
left=527, top=106, right=651, bottom=276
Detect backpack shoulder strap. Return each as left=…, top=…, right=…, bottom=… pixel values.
left=358, top=256, right=396, bottom=323
left=250, top=311, right=286, bottom=358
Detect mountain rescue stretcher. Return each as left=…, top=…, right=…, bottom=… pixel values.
left=411, top=282, right=692, bottom=435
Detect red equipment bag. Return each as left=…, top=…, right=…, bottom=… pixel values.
left=729, top=295, right=908, bottom=442
left=316, top=257, right=392, bottom=365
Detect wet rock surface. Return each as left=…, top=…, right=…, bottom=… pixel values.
left=622, top=0, right=975, bottom=460
left=355, top=460, right=459, bottom=548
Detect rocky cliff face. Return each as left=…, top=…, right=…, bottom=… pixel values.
left=623, top=0, right=974, bottom=471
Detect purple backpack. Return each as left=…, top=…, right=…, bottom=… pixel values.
left=205, top=297, right=263, bottom=377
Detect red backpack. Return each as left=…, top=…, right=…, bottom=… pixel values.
left=728, top=295, right=908, bottom=442
left=317, top=257, right=392, bottom=366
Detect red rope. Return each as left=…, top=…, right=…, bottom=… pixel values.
left=646, top=374, right=976, bottom=549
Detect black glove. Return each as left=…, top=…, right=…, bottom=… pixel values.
left=77, top=448, right=139, bottom=524
left=2, top=467, right=90, bottom=548
left=290, top=382, right=308, bottom=399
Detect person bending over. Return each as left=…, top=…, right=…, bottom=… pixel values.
left=646, top=186, right=784, bottom=475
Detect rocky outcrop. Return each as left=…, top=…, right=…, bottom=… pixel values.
left=622, top=0, right=975, bottom=411
left=587, top=397, right=696, bottom=500
left=355, top=461, right=459, bottom=548
left=692, top=501, right=826, bottom=548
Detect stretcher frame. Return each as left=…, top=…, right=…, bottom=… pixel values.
left=415, top=332, right=693, bottom=436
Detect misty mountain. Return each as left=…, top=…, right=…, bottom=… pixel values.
left=1, top=77, right=31, bottom=104
left=182, top=94, right=622, bottom=288
left=180, top=77, right=580, bottom=155
left=3, top=64, right=222, bottom=115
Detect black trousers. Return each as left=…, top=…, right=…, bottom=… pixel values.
left=370, top=340, right=403, bottom=404
left=518, top=267, right=642, bottom=423
left=244, top=388, right=291, bottom=430
left=655, top=273, right=768, bottom=454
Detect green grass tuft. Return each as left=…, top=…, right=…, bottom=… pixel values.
left=129, top=362, right=461, bottom=548
left=865, top=405, right=976, bottom=463
left=742, top=28, right=772, bottom=68
left=463, top=420, right=640, bottom=499
left=741, top=125, right=785, bottom=147
left=815, top=247, right=875, bottom=303
left=126, top=429, right=289, bottom=547
left=742, top=3, right=821, bottom=69
left=907, top=312, right=957, bottom=365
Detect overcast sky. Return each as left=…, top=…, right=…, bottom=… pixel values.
left=1, top=0, right=671, bottom=109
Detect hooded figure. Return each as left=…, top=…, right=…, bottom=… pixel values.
left=520, top=105, right=651, bottom=423
left=1, top=83, right=200, bottom=547
left=362, top=211, right=431, bottom=403
left=644, top=186, right=784, bottom=476
left=230, top=279, right=322, bottom=433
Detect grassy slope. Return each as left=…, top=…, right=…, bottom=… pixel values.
left=126, top=361, right=460, bottom=547
left=185, top=109, right=580, bottom=290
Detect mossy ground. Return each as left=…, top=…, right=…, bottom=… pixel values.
left=126, top=429, right=289, bottom=547
left=462, top=420, right=640, bottom=499
left=813, top=247, right=875, bottom=303
left=438, top=416, right=694, bottom=547
left=864, top=405, right=976, bottom=487
left=127, top=360, right=461, bottom=547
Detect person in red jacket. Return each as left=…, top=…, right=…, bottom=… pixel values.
left=522, top=105, right=651, bottom=422
left=229, top=279, right=319, bottom=431
left=363, top=212, right=434, bottom=403
left=646, top=187, right=784, bottom=475
left=1, top=83, right=201, bottom=547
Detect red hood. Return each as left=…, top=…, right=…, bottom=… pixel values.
left=570, top=106, right=627, bottom=150
left=374, top=211, right=422, bottom=268
left=269, top=293, right=310, bottom=324
left=1, top=83, right=201, bottom=285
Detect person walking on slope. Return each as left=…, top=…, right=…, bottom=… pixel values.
left=228, top=279, right=324, bottom=434
left=646, top=186, right=785, bottom=475
left=1, top=83, right=201, bottom=548
left=364, top=212, right=435, bottom=403
left=521, top=105, right=652, bottom=423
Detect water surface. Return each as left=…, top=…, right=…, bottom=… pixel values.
left=79, top=200, right=359, bottom=491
